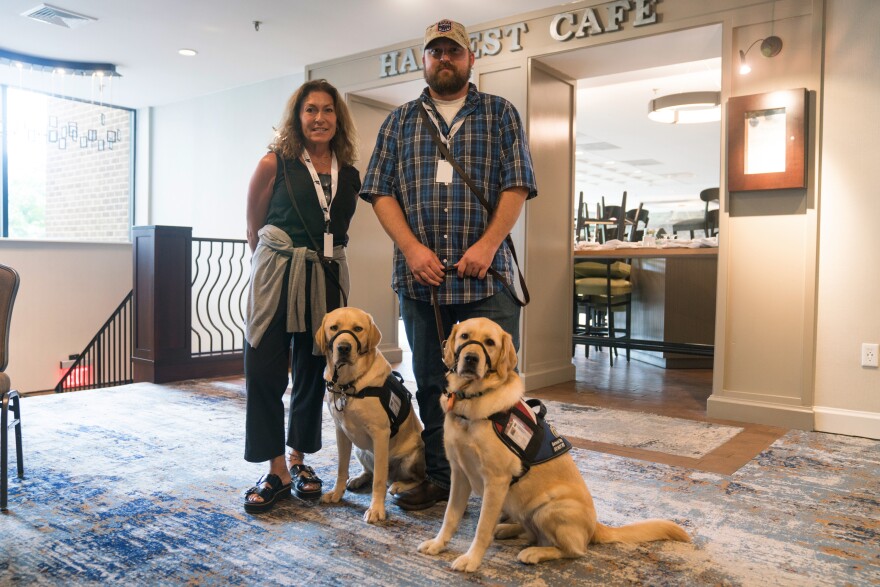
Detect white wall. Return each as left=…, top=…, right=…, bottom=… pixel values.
left=813, top=0, right=880, bottom=438
left=148, top=73, right=305, bottom=238
left=0, top=241, right=132, bottom=392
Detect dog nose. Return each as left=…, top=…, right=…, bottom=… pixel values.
left=464, top=353, right=479, bottom=367
left=337, top=342, right=352, bottom=356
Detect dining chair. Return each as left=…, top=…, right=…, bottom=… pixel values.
left=672, top=187, right=719, bottom=238
left=0, top=263, right=24, bottom=511
left=573, top=259, right=632, bottom=366
left=626, top=203, right=649, bottom=242
left=600, top=191, right=628, bottom=242
left=574, top=191, right=589, bottom=242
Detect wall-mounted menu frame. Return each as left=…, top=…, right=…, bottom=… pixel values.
left=728, top=88, right=808, bottom=191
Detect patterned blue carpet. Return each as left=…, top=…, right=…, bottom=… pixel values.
left=1, top=381, right=877, bottom=586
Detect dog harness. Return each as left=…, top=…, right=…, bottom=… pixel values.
left=326, top=371, right=413, bottom=438
left=488, top=398, right=572, bottom=485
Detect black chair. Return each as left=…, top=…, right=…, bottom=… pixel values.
left=626, top=203, right=649, bottom=242
left=672, top=187, right=720, bottom=238
left=600, top=191, right=628, bottom=243
left=0, top=263, right=24, bottom=511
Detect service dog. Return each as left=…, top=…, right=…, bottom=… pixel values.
left=316, top=307, right=426, bottom=523
left=418, top=317, right=690, bottom=571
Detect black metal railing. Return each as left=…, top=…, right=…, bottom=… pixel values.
left=191, top=237, right=250, bottom=356
left=55, top=291, right=133, bottom=393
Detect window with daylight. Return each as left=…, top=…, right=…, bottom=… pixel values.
left=1, top=86, right=134, bottom=242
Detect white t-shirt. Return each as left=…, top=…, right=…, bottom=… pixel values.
left=433, top=96, right=466, bottom=126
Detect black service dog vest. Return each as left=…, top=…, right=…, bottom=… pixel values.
left=357, top=371, right=413, bottom=438
left=488, top=398, right=572, bottom=484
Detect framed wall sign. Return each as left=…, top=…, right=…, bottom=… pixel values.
left=727, top=88, right=808, bottom=191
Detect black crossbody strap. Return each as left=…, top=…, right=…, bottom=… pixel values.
left=277, top=151, right=347, bottom=307
left=417, top=106, right=529, bottom=307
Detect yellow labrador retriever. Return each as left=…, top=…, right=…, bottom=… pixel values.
left=316, top=307, right=426, bottom=524
left=418, top=317, right=690, bottom=571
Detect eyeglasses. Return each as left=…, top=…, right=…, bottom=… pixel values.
left=426, top=46, right=467, bottom=60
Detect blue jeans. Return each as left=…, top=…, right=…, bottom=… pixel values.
left=398, top=289, right=520, bottom=489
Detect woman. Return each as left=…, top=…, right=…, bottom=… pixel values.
left=243, top=79, right=360, bottom=513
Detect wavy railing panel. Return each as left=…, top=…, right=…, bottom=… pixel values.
left=191, top=238, right=249, bottom=356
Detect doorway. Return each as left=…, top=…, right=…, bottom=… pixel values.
left=533, top=25, right=722, bottom=402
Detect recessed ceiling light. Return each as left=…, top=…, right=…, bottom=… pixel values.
left=178, top=49, right=198, bottom=57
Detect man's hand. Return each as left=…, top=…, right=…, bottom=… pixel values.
left=454, top=240, right=496, bottom=279
left=403, top=242, right=447, bottom=286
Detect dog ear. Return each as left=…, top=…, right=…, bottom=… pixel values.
left=367, top=312, right=382, bottom=350
left=443, top=323, right=459, bottom=368
left=315, top=314, right=329, bottom=354
left=496, top=329, right=518, bottom=379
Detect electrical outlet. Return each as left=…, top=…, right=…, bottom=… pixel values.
left=862, top=343, right=879, bottom=368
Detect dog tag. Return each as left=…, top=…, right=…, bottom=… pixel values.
left=324, top=232, right=334, bottom=258
left=435, top=159, right=453, bottom=184
left=446, top=394, right=455, bottom=411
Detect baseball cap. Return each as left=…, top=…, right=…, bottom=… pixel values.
left=423, top=19, right=469, bottom=51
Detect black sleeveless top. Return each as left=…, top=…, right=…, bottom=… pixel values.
left=266, top=154, right=361, bottom=249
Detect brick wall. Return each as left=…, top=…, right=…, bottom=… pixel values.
left=44, top=97, right=131, bottom=242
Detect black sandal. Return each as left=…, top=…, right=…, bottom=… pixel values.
left=290, top=464, right=323, bottom=500
left=243, top=473, right=291, bottom=514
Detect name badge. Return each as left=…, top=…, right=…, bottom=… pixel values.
left=324, top=232, right=334, bottom=258
left=435, top=159, right=453, bottom=184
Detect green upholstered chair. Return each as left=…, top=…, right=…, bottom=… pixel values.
left=573, top=260, right=632, bottom=366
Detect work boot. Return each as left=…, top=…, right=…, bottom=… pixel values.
left=391, top=478, right=449, bottom=511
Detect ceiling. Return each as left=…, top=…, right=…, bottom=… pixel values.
left=0, top=0, right=569, bottom=109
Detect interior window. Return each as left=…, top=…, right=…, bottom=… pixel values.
left=2, top=87, right=133, bottom=242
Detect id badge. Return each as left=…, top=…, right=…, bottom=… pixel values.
left=435, top=159, right=453, bottom=184
left=324, top=232, right=334, bottom=258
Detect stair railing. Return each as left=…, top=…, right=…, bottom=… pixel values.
left=55, top=291, right=133, bottom=393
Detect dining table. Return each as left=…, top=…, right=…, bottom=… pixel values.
left=573, top=243, right=718, bottom=360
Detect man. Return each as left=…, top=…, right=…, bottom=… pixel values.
left=359, top=19, right=537, bottom=510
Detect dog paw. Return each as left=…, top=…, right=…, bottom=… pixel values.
left=320, top=489, right=344, bottom=504
left=417, top=538, right=447, bottom=556
left=364, top=504, right=386, bottom=524
left=516, top=546, right=562, bottom=565
left=346, top=473, right=372, bottom=491
left=451, top=553, right=482, bottom=573
left=494, top=523, right=523, bottom=540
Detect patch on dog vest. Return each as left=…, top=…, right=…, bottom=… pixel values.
left=489, top=398, right=572, bottom=484
left=359, top=371, right=413, bottom=438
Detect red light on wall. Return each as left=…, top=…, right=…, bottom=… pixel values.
left=59, top=364, right=92, bottom=387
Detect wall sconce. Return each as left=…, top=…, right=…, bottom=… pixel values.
left=738, top=36, right=783, bottom=75
left=647, top=91, right=721, bottom=124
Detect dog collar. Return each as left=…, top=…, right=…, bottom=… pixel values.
left=443, top=385, right=489, bottom=412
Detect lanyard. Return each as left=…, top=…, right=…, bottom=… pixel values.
left=421, top=102, right=465, bottom=154
left=302, top=148, right=338, bottom=227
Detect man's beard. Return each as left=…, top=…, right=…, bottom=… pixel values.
left=425, top=63, right=471, bottom=96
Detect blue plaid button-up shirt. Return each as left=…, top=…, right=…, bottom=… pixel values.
left=360, top=83, right=537, bottom=305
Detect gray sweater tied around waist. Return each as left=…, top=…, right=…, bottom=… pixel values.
left=245, top=224, right=349, bottom=354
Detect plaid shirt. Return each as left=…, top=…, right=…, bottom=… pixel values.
left=360, top=83, right=537, bottom=305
